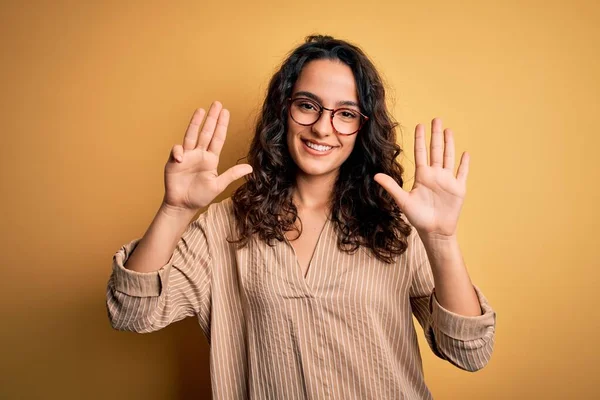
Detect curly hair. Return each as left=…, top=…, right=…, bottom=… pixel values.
left=231, top=34, right=412, bottom=263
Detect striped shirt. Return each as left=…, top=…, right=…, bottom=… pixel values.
left=106, top=198, right=496, bottom=399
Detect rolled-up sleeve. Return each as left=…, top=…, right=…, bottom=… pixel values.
left=106, top=212, right=212, bottom=336
left=408, top=229, right=496, bottom=372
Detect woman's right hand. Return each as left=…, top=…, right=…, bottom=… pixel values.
left=162, top=101, right=253, bottom=213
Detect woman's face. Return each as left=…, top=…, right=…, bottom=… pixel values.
left=286, top=59, right=360, bottom=180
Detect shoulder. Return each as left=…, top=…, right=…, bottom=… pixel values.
left=203, top=197, right=234, bottom=222
left=399, top=216, right=428, bottom=270
left=393, top=213, right=423, bottom=268
left=207, top=196, right=234, bottom=214
left=199, top=197, right=236, bottom=237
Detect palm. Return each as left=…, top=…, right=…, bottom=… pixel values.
left=375, top=118, right=469, bottom=238
left=164, top=149, right=220, bottom=209
left=162, top=102, right=252, bottom=212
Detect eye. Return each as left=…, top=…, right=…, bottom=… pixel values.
left=298, top=101, right=318, bottom=111
left=338, top=110, right=359, bottom=119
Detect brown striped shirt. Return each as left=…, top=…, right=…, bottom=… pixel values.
left=106, top=198, right=496, bottom=399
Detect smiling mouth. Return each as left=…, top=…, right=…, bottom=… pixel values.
left=302, top=139, right=335, bottom=152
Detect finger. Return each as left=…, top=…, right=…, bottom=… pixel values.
left=430, top=118, right=444, bottom=168
left=456, top=152, right=470, bottom=183
left=171, top=144, right=184, bottom=163
left=216, top=164, right=253, bottom=193
left=414, top=124, right=427, bottom=168
left=374, top=173, right=408, bottom=210
left=196, top=101, right=223, bottom=151
left=207, top=108, right=230, bottom=157
left=443, top=128, right=455, bottom=170
left=183, top=108, right=206, bottom=151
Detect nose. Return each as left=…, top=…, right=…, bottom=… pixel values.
left=311, top=109, right=334, bottom=137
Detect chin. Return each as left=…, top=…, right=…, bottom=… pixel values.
left=296, top=163, right=340, bottom=178
left=292, top=152, right=344, bottom=178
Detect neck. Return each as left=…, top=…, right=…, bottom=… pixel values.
left=293, top=171, right=337, bottom=211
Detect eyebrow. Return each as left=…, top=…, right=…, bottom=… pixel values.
left=292, top=91, right=360, bottom=108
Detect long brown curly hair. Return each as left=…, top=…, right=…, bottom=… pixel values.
left=231, top=35, right=411, bottom=263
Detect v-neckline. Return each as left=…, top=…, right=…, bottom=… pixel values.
left=284, top=218, right=330, bottom=286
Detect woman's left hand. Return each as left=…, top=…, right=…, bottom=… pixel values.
left=374, top=118, right=469, bottom=239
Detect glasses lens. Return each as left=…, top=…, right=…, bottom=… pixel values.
left=290, top=99, right=321, bottom=125
left=333, top=109, right=362, bottom=135
left=289, top=98, right=365, bottom=135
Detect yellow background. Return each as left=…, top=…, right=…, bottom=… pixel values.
left=1, top=0, right=598, bottom=399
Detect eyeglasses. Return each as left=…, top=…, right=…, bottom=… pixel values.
left=287, top=97, right=369, bottom=136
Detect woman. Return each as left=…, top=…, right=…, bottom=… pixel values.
left=107, top=35, right=496, bottom=399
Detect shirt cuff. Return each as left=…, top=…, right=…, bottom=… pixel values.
left=430, top=284, right=496, bottom=341
left=111, top=238, right=174, bottom=297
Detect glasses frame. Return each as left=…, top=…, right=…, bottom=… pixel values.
left=287, top=97, right=369, bottom=136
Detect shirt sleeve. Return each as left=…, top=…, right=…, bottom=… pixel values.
left=105, top=211, right=212, bottom=336
left=408, top=227, right=496, bottom=372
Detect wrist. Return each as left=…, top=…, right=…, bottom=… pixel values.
left=159, top=202, right=198, bottom=220
left=419, top=233, right=461, bottom=260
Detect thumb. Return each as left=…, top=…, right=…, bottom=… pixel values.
left=374, top=173, right=408, bottom=210
left=216, top=164, right=253, bottom=193
left=171, top=144, right=184, bottom=163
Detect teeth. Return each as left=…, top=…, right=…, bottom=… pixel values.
left=305, top=141, right=333, bottom=152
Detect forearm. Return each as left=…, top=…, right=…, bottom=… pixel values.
left=420, top=233, right=482, bottom=317
left=124, top=203, right=198, bottom=273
